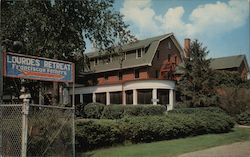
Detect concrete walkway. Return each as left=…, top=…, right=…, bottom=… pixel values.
left=178, top=141, right=250, bottom=157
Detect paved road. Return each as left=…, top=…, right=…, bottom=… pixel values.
left=178, top=141, right=250, bottom=157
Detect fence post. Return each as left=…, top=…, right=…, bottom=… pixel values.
left=20, top=88, right=31, bottom=157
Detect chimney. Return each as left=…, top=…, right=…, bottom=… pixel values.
left=184, top=38, right=191, bottom=58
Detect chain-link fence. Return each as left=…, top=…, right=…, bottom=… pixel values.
left=0, top=104, right=23, bottom=157
left=0, top=103, right=75, bottom=157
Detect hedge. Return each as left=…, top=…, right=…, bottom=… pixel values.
left=76, top=119, right=124, bottom=151
left=76, top=108, right=234, bottom=151
left=84, top=102, right=106, bottom=119
left=101, top=105, right=167, bottom=119
left=236, top=110, right=250, bottom=125
left=82, top=103, right=167, bottom=119
left=168, top=107, right=225, bottom=114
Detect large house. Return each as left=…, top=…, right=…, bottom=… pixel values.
left=63, top=33, right=249, bottom=110
left=210, top=55, right=249, bottom=79
left=64, top=33, right=190, bottom=110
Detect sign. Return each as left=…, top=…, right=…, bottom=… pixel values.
left=4, top=52, right=74, bottom=82
left=151, top=98, right=159, bottom=103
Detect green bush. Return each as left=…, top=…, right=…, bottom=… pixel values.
left=101, top=105, right=166, bottom=119
left=76, top=109, right=234, bottom=151
left=122, top=111, right=234, bottom=143
left=75, top=119, right=124, bottom=151
left=84, top=102, right=105, bottom=119
left=236, top=110, right=250, bottom=125
left=101, top=105, right=125, bottom=119
left=168, top=107, right=225, bottom=114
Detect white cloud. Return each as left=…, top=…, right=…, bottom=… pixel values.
left=120, top=0, right=160, bottom=37
left=120, top=0, right=249, bottom=38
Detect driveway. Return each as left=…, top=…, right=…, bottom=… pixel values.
left=178, top=141, right=250, bottom=157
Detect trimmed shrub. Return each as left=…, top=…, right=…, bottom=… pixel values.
left=122, top=111, right=234, bottom=143
left=84, top=102, right=105, bottom=119
left=236, top=110, right=250, bottom=125
left=101, top=105, right=125, bottom=119
left=76, top=109, right=234, bottom=151
left=168, top=107, right=225, bottom=114
left=101, top=105, right=166, bottom=119
left=75, top=119, right=124, bottom=152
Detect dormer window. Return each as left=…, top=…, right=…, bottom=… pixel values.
left=94, top=58, right=98, bottom=66
left=168, top=41, right=171, bottom=49
left=136, top=48, right=143, bottom=59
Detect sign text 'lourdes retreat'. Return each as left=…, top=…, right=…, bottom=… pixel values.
left=4, top=52, right=74, bottom=82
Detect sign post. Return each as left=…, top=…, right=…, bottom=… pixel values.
left=0, top=46, right=3, bottom=103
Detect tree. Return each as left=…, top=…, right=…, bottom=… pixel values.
left=177, top=40, right=217, bottom=107
left=1, top=0, right=134, bottom=104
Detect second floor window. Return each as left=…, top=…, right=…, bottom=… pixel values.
left=168, top=54, right=171, bottom=62
left=118, top=72, right=122, bottom=80
left=155, top=70, right=159, bottom=78
left=104, top=73, right=108, bottom=80
left=135, top=69, right=140, bottom=78
left=156, top=50, right=160, bottom=59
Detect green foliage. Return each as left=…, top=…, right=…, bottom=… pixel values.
left=218, top=87, right=250, bottom=116
left=76, top=109, right=234, bottom=151
left=75, top=119, right=124, bottom=152
left=122, top=112, right=234, bottom=143
left=84, top=102, right=106, bottom=119
left=177, top=40, right=217, bottom=107
left=168, top=107, right=225, bottom=114
left=101, top=105, right=125, bottom=119
left=83, top=104, right=166, bottom=119
left=236, top=110, right=250, bottom=126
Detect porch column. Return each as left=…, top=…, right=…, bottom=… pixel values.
left=133, top=89, right=137, bottom=105
left=122, top=90, right=126, bottom=105
left=152, top=88, right=157, bottom=105
left=92, top=93, right=96, bottom=103
left=168, top=89, right=174, bottom=111
left=106, top=92, right=110, bottom=105
left=80, top=94, right=83, bottom=104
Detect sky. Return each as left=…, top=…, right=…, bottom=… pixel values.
left=112, top=0, right=250, bottom=62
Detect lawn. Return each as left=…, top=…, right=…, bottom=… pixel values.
left=80, top=127, right=250, bottom=157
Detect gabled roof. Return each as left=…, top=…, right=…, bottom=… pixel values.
left=86, top=33, right=185, bottom=73
left=210, top=55, right=249, bottom=71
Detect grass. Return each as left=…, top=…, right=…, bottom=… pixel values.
left=80, top=127, right=250, bottom=157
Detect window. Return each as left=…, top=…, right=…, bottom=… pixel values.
left=104, top=73, right=108, bottom=80
left=94, top=58, right=98, bottom=66
left=155, top=70, right=159, bottom=78
left=106, top=56, right=112, bottom=64
left=156, top=50, right=160, bottom=59
left=134, top=69, right=140, bottom=78
left=168, top=41, right=171, bottom=49
left=168, top=54, right=171, bottom=62
left=136, top=49, right=142, bottom=58
left=118, top=71, right=122, bottom=80
left=124, top=52, right=126, bottom=60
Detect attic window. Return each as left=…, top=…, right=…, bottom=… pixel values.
left=136, top=49, right=142, bottom=58
left=168, top=41, right=171, bottom=49
left=94, top=58, right=98, bottom=66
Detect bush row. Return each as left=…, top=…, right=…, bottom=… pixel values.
left=76, top=108, right=234, bottom=151
left=83, top=103, right=166, bottom=119
left=168, top=107, right=225, bottom=114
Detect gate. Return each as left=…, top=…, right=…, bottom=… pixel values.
left=0, top=103, right=75, bottom=157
